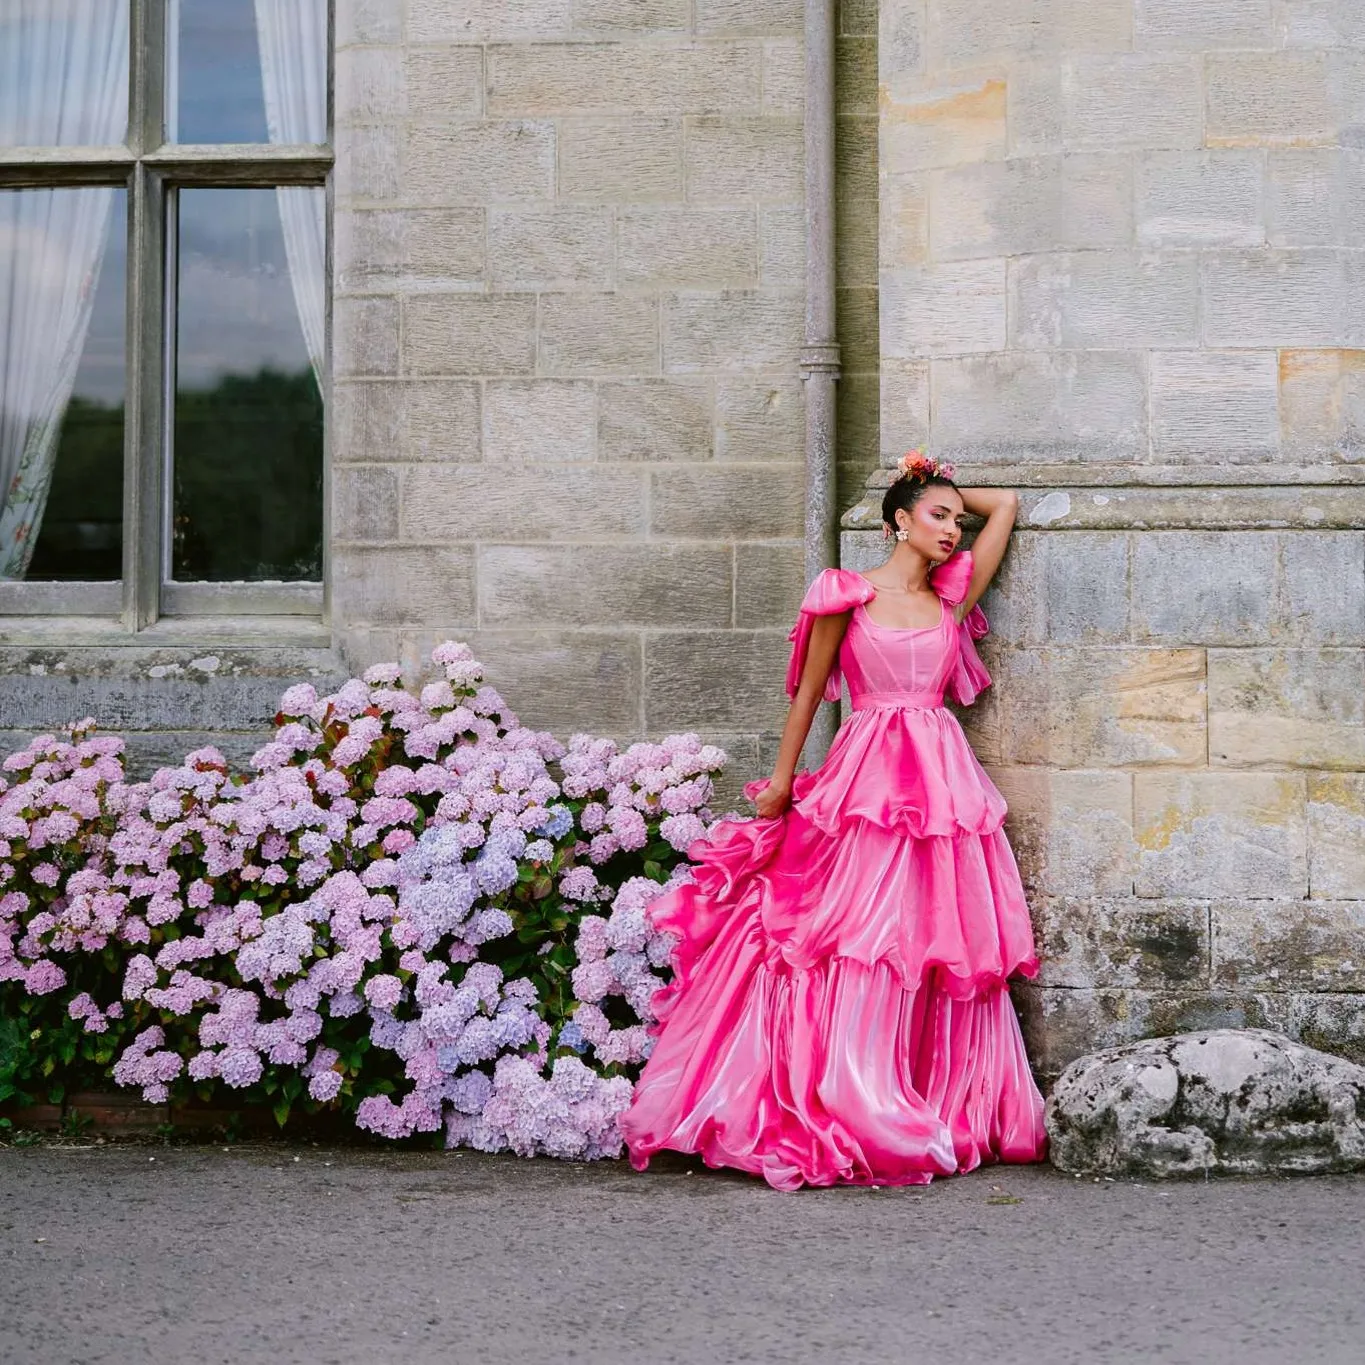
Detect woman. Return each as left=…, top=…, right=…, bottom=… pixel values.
left=619, top=453, right=1046, bottom=1191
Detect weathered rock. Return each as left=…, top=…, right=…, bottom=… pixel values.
left=1045, top=1029, right=1365, bottom=1177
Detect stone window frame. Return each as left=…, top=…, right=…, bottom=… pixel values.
left=0, top=0, right=335, bottom=632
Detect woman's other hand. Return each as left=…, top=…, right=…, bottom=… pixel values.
left=753, top=778, right=792, bottom=820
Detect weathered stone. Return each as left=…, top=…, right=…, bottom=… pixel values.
left=1010, top=251, right=1199, bottom=350
left=932, top=351, right=1147, bottom=464
left=335, top=209, right=486, bottom=293
left=715, top=380, right=804, bottom=461
left=1278, top=348, right=1365, bottom=461
left=685, top=117, right=804, bottom=202
left=598, top=380, right=714, bottom=463
left=1209, top=650, right=1365, bottom=770
left=1132, top=532, right=1277, bottom=645
left=1206, top=51, right=1344, bottom=148
left=927, top=0, right=1131, bottom=66
left=663, top=292, right=803, bottom=374
left=618, top=208, right=758, bottom=287
left=836, top=106, right=878, bottom=199
left=696, top=0, right=803, bottom=34
left=408, top=0, right=572, bottom=42
left=333, top=124, right=401, bottom=204
left=879, top=71, right=1008, bottom=174
left=1045, top=1029, right=1365, bottom=1177
left=988, top=767, right=1137, bottom=896
left=403, top=121, right=556, bottom=205
left=878, top=0, right=923, bottom=76
left=572, top=0, right=690, bottom=31
left=1032, top=898, right=1210, bottom=989
left=483, top=381, right=598, bottom=464
left=644, top=630, right=791, bottom=729
left=1202, top=250, right=1365, bottom=349
left=734, top=542, right=806, bottom=628
left=764, top=39, right=806, bottom=114
left=836, top=191, right=878, bottom=286
left=488, top=208, right=614, bottom=290
left=1136, top=150, right=1265, bottom=247
left=1134, top=771, right=1308, bottom=900
left=881, top=261, right=1007, bottom=358
left=1308, top=772, right=1365, bottom=900
left=331, top=546, right=477, bottom=626
left=333, top=297, right=399, bottom=378
left=760, top=206, right=806, bottom=285
left=337, top=0, right=403, bottom=46
left=478, top=546, right=733, bottom=627
left=1278, top=532, right=1365, bottom=645
left=650, top=466, right=805, bottom=540
left=1213, top=901, right=1365, bottom=992
left=539, top=293, right=660, bottom=375
left=403, top=47, right=484, bottom=118
left=1268, top=149, right=1365, bottom=249
left=1134, top=0, right=1274, bottom=49
left=332, top=381, right=482, bottom=464
left=1286, top=993, right=1365, bottom=1069
left=880, top=172, right=928, bottom=269
left=1149, top=351, right=1280, bottom=462
left=333, top=466, right=401, bottom=543
left=878, top=359, right=929, bottom=461
left=559, top=119, right=684, bottom=201
left=404, top=294, right=537, bottom=376
left=335, top=46, right=408, bottom=124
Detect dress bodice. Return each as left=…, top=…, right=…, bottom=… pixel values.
left=839, top=599, right=957, bottom=706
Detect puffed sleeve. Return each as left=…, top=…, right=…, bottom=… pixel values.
left=929, top=551, right=992, bottom=706
left=785, top=568, right=877, bottom=702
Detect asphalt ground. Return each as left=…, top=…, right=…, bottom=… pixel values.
left=2, top=1143, right=1362, bottom=1365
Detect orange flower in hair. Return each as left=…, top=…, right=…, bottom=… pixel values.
left=895, top=449, right=956, bottom=483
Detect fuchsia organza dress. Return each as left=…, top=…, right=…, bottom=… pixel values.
left=620, top=552, right=1046, bottom=1191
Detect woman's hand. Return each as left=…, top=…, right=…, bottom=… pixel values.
left=753, top=778, right=792, bottom=820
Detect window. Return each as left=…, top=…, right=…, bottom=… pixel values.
left=0, top=0, right=332, bottom=624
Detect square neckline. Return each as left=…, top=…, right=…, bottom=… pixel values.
left=853, top=576, right=947, bottom=634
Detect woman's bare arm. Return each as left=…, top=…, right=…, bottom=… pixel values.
left=955, top=486, right=1019, bottom=619
left=754, top=612, right=849, bottom=818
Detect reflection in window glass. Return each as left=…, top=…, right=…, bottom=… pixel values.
left=0, top=0, right=129, bottom=149
left=3, top=189, right=126, bottom=582
left=172, top=188, right=323, bottom=583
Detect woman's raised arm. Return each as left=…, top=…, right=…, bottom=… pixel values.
left=955, top=486, right=1019, bottom=619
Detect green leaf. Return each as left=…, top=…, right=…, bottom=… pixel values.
left=272, top=1099, right=291, bottom=1129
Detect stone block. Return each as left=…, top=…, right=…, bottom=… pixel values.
left=1010, top=55, right=1203, bottom=155
left=878, top=0, right=924, bottom=78
left=644, top=631, right=792, bottom=730
left=880, top=173, right=927, bottom=270
left=841, top=0, right=877, bottom=38
left=764, top=39, right=806, bottom=115
left=1136, top=150, right=1265, bottom=247
left=483, top=381, right=597, bottom=464
left=715, top=379, right=804, bottom=461
left=486, top=42, right=761, bottom=115
left=650, top=466, right=805, bottom=540
left=1286, top=993, right=1365, bottom=1069
left=663, top=291, right=803, bottom=374
left=879, top=359, right=929, bottom=461
left=404, top=294, right=537, bottom=377
left=1207, top=52, right=1339, bottom=148
left=335, top=46, right=408, bottom=124
left=927, top=0, right=1132, bottom=67
left=1278, top=532, right=1365, bottom=645
left=932, top=352, right=1147, bottom=464
left=559, top=119, right=684, bottom=202
left=333, top=466, right=401, bottom=543
left=1308, top=772, right=1365, bottom=900
left=929, top=154, right=1132, bottom=262
left=837, top=189, right=878, bottom=287
left=1134, top=771, right=1309, bottom=900
left=838, top=372, right=881, bottom=491
left=1149, top=351, right=1280, bottom=463
left=488, top=209, right=613, bottom=290
left=735, top=543, right=806, bottom=628
left=408, top=0, right=571, bottom=42
left=837, top=286, right=879, bottom=373
left=837, top=109, right=878, bottom=200
left=880, top=71, right=1008, bottom=174
left=1208, top=649, right=1365, bottom=770
left=999, top=649, right=1207, bottom=768
left=539, top=293, right=660, bottom=376
left=337, top=0, right=403, bottom=46
left=618, top=209, right=758, bottom=287
left=1043, top=532, right=1130, bottom=644
left=403, top=121, right=555, bottom=205
left=333, top=124, right=401, bottom=205
left=881, top=261, right=1007, bottom=358
left=685, top=117, right=804, bottom=203
left=696, top=0, right=803, bottom=33
left=1213, top=900, right=1365, bottom=992
left=335, top=209, right=486, bottom=293
left=478, top=545, right=733, bottom=628
left=332, top=545, right=477, bottom=626
left=1268, top=150, right=1365, bottom=249
left=403, top=47, right=484, bottom=119
left=572, top=0, right=690, bottom=31
left=598, top=380, right=714, bottom=462
left=1132, top=532, right=1276, bottom=645
left=333, top=381, right=481, bottom=464
left=401, top=467, right=646, bottom=541
left=989, top=767, right=1137, bottom=897
left=1277, top=0, right=1365, bottom=47
left=1202, top=250, right=1365, bottom=349
left=333, top=297, right=399, bottom=378
left=760, top=206, right=806, bottom=286
left=1278, top=348, right=1365, bottom=462
left=1032, top=898, right=1210, bottom=989
left=1134, top=0, right=1274, bottom=48
left=427, top=630, right=643, bottom=736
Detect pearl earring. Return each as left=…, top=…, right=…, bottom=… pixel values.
left=894, top=528, right=909, bottom=543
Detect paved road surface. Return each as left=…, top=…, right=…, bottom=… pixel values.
left=2, top=1144, right=1362, bottom=1365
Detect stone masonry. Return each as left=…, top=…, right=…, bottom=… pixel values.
left=844, top=0, right=1365, bottom=1080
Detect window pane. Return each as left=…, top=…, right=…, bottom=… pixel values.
left=3, top=188, right=126, bottom=583
left=171, top=0, right=327, bottom=146
left=172, top=188, right=324, bottom=584
left=0, top=0, right=129, bottom=148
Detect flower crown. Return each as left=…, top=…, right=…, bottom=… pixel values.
left=894, top=449, right=955, bottom=483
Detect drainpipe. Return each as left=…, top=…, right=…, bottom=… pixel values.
left=801, top=0, right=841, bottom=760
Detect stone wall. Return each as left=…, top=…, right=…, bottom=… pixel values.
left=847, top=0, right=1365, bottom=1079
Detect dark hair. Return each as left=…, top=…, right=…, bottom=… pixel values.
left=881, top=472, right=959, bottom=535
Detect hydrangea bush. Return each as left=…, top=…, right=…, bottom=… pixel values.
left=0, top=644, right=726, bottom=1158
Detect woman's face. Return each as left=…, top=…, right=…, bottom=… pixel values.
left=897, top=487, right=965, bottom=563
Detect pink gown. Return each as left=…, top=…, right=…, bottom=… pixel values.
left=620, top=553, right=1047, bottom=1191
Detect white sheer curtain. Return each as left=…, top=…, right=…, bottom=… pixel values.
left=0, top=0, right=128, bottom=580
left=254, top=0, right=327, bottom=391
